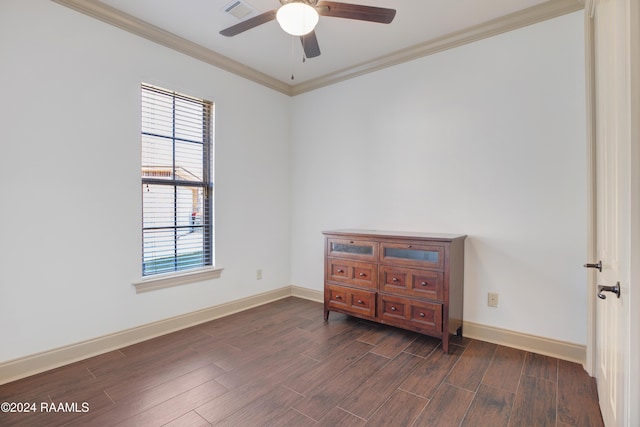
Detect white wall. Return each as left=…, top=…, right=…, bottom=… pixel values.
left=290, top=12, right=587, bottom=345
left=0, top=0, right=291, bottom=362
left=0, top=0, right=587, bottom=364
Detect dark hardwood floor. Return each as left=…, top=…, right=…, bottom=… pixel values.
left=0, top=297, right=603, bottom=426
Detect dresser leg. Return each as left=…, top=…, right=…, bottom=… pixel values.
left=324, top=310, right=330, bottom=321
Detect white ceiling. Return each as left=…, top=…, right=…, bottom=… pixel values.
left=58, top=0, right=584, bottom=94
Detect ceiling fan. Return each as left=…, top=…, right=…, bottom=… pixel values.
left=219, top=0, right=396, bottom=59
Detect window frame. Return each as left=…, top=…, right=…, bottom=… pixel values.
left=134, top=84, right=221, bottom=292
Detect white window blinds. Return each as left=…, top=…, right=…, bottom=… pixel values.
left=141, top=84, right=213, bottom=276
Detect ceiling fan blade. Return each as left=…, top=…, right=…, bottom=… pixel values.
left=219, top=10, right=277, bottom=37
left=301, top=31, right=321, bottom=58
left=316, top=1, right=396, bottom=24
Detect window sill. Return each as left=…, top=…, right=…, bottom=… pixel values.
left=133, top=266, right=223, bottom=294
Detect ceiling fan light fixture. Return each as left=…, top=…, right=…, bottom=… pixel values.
left=276, top=2, right=319, bottom=36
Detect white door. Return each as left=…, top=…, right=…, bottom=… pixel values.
left=587, top=0, right=639, bottom=426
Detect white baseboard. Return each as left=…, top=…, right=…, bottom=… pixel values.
left=291, top=285, right=323, bottom=302
left=463, top=321, right=586, bottom=366
left=0, top=286, right=295, bottom=385
left=0, top=287, right=586, bottom=385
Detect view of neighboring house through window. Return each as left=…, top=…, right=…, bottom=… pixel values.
left=141, top=83, right=214, bottom=276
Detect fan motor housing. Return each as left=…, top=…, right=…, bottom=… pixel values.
left=279, top=0, right=319, bottom=6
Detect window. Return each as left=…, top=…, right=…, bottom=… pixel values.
left=140, top=84, right=213, bottom=277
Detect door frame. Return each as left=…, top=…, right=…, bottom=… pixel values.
left=584, top=0, right=640, bottom=424
left=628, top=1, right=640, bottom=424
left=584, top=0, right=597, bottom=378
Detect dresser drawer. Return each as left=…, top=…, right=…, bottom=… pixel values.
left=327, top=238, right=378, bottom=262
left=327, top=258, right=377, bottom=289
left=327, top=284, right=376, bottom=318
left=323, top=230, right=466, bottom=354
left=380, top=242, right=444, bottom=270
left=379, top=266, right=444, bottom=301
left=378, top=294, right=443, bottom=336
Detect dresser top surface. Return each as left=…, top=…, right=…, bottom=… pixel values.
left=322, top=229, right=467, bottom=242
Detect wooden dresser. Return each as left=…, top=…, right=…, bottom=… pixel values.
left=323, top=229, right=466, bottom=353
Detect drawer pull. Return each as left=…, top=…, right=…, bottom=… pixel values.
left=419, top=312, right=425, bottom=317
left=392, top=277, right=399, bottom=282
left=390, top=306, right=397, bottom=311
left=335, top=295, right=341, bottom=300
left=337, top=269, right=344, bottom=273
left=408, top=245, right=412, bottom=248
left=421, top=281, right=428, bottom=286
left=357, top=299, right=363, bottom=304
left=359, top=272, right=366, bottom=277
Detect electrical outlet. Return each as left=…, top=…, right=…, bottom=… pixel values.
left=257, top=269, right=262, bottom=280
left=488, top=292, right=499, bottom=308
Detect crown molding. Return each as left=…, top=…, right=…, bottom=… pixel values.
left=51, top=0, right=583, bottom=97
left=51, top=0, right=293, bottom=96
left=291, top=0, right=585, bottom=95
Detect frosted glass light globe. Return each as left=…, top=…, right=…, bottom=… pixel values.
left=276, top=2, right=319, bottom=36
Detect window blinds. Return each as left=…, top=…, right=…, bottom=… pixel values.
left=141, top=84, right=213, bottom=276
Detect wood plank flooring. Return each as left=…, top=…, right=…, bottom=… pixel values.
left=0, top=297, right=604, bottom=426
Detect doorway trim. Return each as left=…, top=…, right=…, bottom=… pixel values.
left=584, top=0, right=597, bottom=377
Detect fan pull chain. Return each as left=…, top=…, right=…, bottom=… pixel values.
left=290, top=35, right=295, bottom=80
left=301, top=34, right=306, bottom=63
left=289, top=35, right=309, bottom=80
